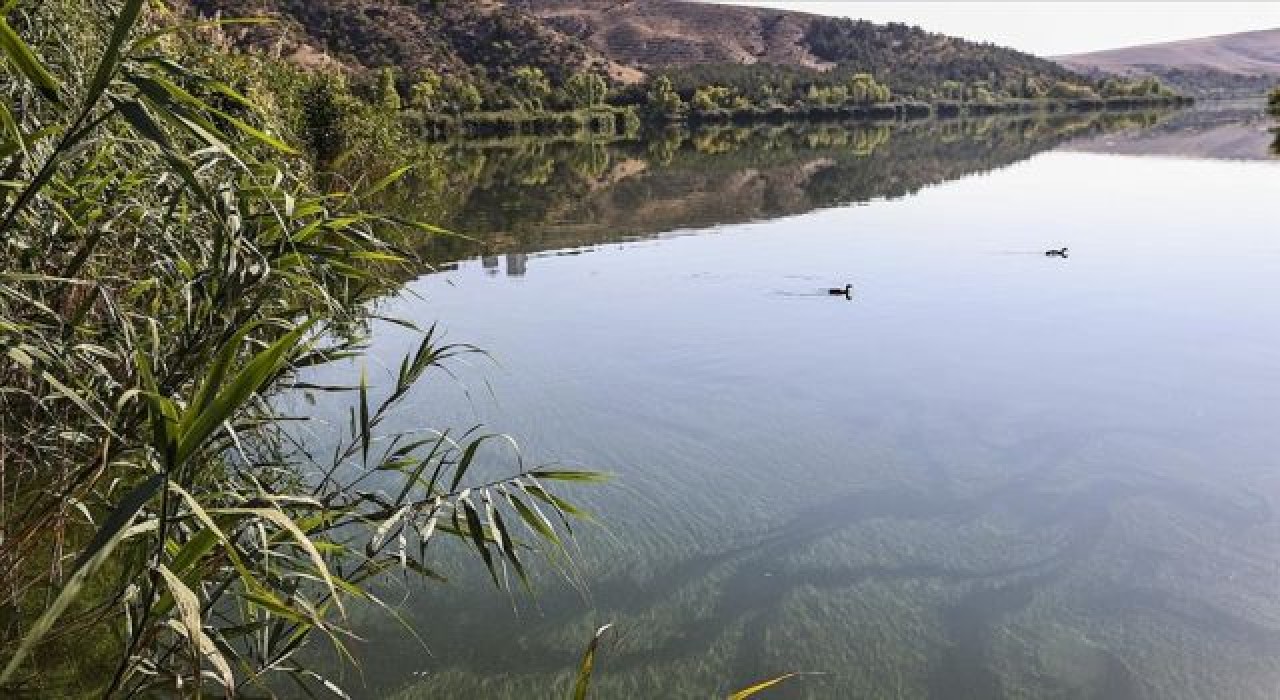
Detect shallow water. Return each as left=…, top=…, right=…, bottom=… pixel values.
left=305, top=108, right=1280, bottom=698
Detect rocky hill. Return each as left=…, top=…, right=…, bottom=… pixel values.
left=1057, top=29, right=1280, bottom=98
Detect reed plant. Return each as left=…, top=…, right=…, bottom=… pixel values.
left=0, top=1, right=598, bottom=696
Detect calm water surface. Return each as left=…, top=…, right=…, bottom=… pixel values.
left=305, top=109, right=1280, bottom=698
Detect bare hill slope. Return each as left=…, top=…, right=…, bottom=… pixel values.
left=189, top=0, right=1092, bottom=98
left=514, top=0, right=1085, bottom=97
left=1058, top=29, right=1280, bottom=76
left=1057, top=29, right=1280, bottom=97
left=512, top=0, right=833, bottom=72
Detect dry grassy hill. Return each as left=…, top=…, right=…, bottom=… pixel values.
left=185, top=0, right=625, bottom=82
left=185, top=0, right=1094, bottom=100
left=512, top=0, right=833, bottom=76
left=514, top=0, right=1090, bottom=100
left=1057, top=28, right=1280, bottom=97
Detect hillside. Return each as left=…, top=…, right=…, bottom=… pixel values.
left=511, top=0, right=833, bottom=72
left=1057, top=29, right=1280, bottom=98
left=186, top=0, right=1098, bottom=99
left=515, top=0, right=1084, bottom=97
left=185, top=0, right=632, bottom=83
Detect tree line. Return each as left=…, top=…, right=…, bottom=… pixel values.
left=351, top=58, right=1185, bottom=138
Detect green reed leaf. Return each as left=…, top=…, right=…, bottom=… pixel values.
left=529, top=470, right=610, bottom=483
left=572, top=624, right=612, bottom=700
left=358, top=365, right=370, bottom=465
left=158, top=564, right=236, bottom=692
left=177, top=321, right=312, bottom=466
left=460, top=495, right=498, bottom=586
left=0, top=12, right=61, bottom=106
left=85, top=0, right=144, bottom=107
left=505, top=491, right=561, bottom=547
left=728, top=672, right=819, bottom=699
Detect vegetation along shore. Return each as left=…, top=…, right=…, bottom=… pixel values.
left=0, top=1, right=600, bottom=696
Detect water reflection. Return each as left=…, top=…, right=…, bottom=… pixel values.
left=1064, top=101, right=1280, bottom=161
left=384, top=112, right=1179, bottom=272
left=321, top=109, right=1280, bottom=699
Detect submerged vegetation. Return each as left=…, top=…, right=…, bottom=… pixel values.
left=0, top=2, right=599, bottom=697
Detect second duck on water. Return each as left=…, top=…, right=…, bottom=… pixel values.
left=829, top=283, right=853, bottom=297
left=1045, top=247, right=1069, bottom=258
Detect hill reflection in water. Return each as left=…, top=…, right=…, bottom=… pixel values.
left=391, top=112, right=1178, bottom=273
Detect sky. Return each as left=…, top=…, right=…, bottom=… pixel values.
left=703, top=2, right=1280, bottom=56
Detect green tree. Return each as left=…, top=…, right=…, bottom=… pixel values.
left=564, top=72, right=608, bottom=108
left=377, top=66, right=402, bottom=112
left=442, top=75, right=484, bottom=114
left=511, top=66, right=551, bottom=110
left=646, top=75, right=685, bottom=119
left=1048, top=81, right=1098, bottom=100
left=1018, top=75, right=1039, bottom=99
left=940, top=80, right=965, bottom=101
left=845, top=73, right=891, bottom=104
left=301, top=71, right=353, bottom=162
left=1269, top=86, right=1280, bottom=116
left=410, top=68, right=443, bottom=111
left=806, top=83, right=853, bottom=106
left=646, top=127, right=684, bottom=164
left=748, top=81, right=778, bottom=106
left=692, top=85, right=737, bottom=112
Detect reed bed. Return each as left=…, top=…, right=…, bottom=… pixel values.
left=0, top=2, right=599, bottom=696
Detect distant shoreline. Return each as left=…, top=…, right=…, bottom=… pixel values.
left=409, top=97, right=1194, bottom=140
left=681, top=95, right=1195, bottom=124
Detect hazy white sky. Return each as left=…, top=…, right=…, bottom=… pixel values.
left=705, top=2, right=1280, bottom=56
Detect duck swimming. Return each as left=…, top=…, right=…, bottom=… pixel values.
left=1045, top=247, right=1069, bottom=257
left=828, top=283, right=853, bottom=297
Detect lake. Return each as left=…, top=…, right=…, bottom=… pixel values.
left=299, top=106, right=1280, bottom=698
